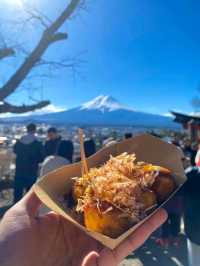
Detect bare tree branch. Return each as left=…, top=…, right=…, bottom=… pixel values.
left=48, top=0, right=81, bottom=33
left=0, top=100, right=50, bottom=114
left=36, top=50, right=86, bottom=69
left=24, top=9, right=50, bottom=29
left=0, top=0, right=82, bottom=102
left=0, top=48, right=15, bottom=60
left=48, top=32, right=68, bottom=43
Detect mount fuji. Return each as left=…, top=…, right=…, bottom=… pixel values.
left=80, top=95, right=132, bottom=112
left=3, top=95, right=179, bottom=129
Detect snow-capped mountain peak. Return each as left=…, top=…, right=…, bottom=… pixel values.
left=80, top=95, right=131, bottom=112
left=1, top=94, right=179, bottom=129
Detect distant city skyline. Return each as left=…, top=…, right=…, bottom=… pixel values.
left=1, top=0, right=200, bottom=115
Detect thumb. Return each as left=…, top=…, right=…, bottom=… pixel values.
left=82, top=251, right=99, bottom=266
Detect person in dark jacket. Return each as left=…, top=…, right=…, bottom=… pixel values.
left=124, top=133, right=133, bottom=139
left=190, top=142, right=197, bottom=166
left=84, top=138, right=96, bottom=158
left=44, top=127, right=74, bottom=163
left=44, top=127, right=61, bottom=157
left=59, top=139, right=74, bottom=163
left=184, top=167, right=200, bottom=266
left=14, top=123, right=43, bottom=203
left=156, top=194, right=183, bottom=247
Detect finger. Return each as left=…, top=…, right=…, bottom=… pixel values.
left=112, top=208, right=167, bottom=263
left=81, top=251, right=99, bottom=266
left=21, top=189, right=42, bottom=217
left=113, top=209, right=167, bottom=262
left=43, top=211, right=60, bottom=223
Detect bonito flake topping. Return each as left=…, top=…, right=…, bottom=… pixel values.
left=74, top=152, right=158, bottom=218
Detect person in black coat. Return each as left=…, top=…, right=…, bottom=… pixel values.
left=14, top=124, right=43, bottom=203
left=44, top=127, right=74, bottom=163
left=44, top=127, right=61, bottom=157
left=84, top=138, right=96, bottom=158
left=124, top=133, right=133, bottom=139
left=183, top=167, right=200, bottom=266
left=59, top=139, right=74, bottom=163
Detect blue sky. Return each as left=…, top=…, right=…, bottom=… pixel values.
left=1, top=0, right=200, bottom=115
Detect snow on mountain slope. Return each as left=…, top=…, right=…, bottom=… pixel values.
left=1, top=95, right=180, bottom=129
left=80, top=95, right=132, bottom=112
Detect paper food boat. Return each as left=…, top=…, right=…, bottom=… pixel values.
left=33, top=134, right=186, bottom=249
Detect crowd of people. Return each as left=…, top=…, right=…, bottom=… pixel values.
left=153, top=136, right=200, bottom=266
left=13, top=123, right=96, bottom=203
left=9, top=124, right=200, bottom=266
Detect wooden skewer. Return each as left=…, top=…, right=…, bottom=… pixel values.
left=79, top=128, right=89, bottom=176
left=145, top=204, right=158, bottom=213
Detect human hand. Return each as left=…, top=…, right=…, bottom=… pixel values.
left=0, top=191, right=167, bottom=266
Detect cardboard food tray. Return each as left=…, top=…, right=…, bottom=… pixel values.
left=33, top=134, right=187, bottom=250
